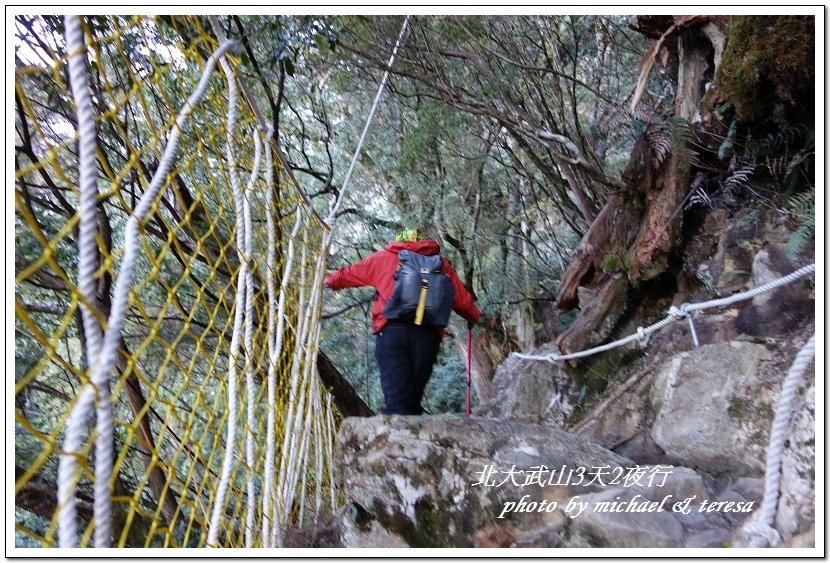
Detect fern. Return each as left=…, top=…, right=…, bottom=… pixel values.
left=713, top=101, right=733, bottom=121
left=647, top=129, right=672, bottom=168
left=704, top=159, right=756, bottom=208
left=684, top=173, right=713, bottom=210
left=786, top=191, right=815, bottom=258
left=718, top=120, right=737, bottom=160
left=758, top=124, right=810, bottom=154
left=666, top=117, right=698, bottom=171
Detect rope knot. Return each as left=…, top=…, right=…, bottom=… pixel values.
left=738, top=520, right=782, bottom=548
left=669, top=303, right=691, bottom=319
left=636, top=326, right=650, bottom=347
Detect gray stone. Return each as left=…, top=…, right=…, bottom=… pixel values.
left=339, top=510, right=409, bottom=548
left=512, top=524, right=564, bottom=548
left=629, top=465, right=710, bottom=503
left=336, top=415, right=631, bottom=548
left=724, top=477, right=764, bottom=504
left=712, top=490, right=755, bottom=527
left=477, top=343, right=579, bottom=426
left=734, top=245, right=813, bottom=337
left=775, top=370, right=815, bottom=542
left=675, top=508, right=729, bottom=534
left=649, top=342, right=773, bottom=476
left=685, top=527, right=732, bottom=548
left=695, top=221, right=755, bottom=295
left=566, top=487, right=685, bottom=548
left=575, top=376, right=649, bottom=451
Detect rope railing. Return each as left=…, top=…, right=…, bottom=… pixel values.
left=59, top=15, right=236, bottom=548
left=16, top=15, right=337, bottom=548
left=513, top=263, right=815, bottom=363
left=514, top=262, right=816, bottom=548
left=738, top=334, right=816, bottom=548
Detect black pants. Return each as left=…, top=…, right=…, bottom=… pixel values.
left=375, top=320, right=441, bottom=415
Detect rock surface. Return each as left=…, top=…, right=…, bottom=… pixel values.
left=563, top=487, right=685, bottom=548
left=734, top=245, right=814, bottom=337
left=476, top=343, right=579, bottom=425
left=335, top=362, right=814, bottom=549
left=649, top=341, right=773, bottom=476
left=336, top=415, right=630, bottom=547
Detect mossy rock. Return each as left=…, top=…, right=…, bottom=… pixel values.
left=717, top=15, right=815, bottom=122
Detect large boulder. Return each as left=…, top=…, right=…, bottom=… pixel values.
left=734, top=245, right=814, bottom=337
left=335, top=415, right=630, bottom=547
left=649, top=341, right=774, bottom=476
left=564, top=487, right=685, bottom=548
left=476, top=342, right=579, bottom=425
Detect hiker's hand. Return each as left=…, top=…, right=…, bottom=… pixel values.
left=468, top=320, right=475, bottom=330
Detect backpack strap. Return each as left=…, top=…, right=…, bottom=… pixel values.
left=414, top=278, right=429, bottom=325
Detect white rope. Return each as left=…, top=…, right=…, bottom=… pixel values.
left=60, top=16, right=104, bottom=549
left=685, top=264, right=815, bottom=312
left=243, top=128, right=263, bottom=548
left=278, top=249, right=327, bottom=531
left=261, top=127, right=279, bottom=548
left=267, top=207, right=304, bottom=548
left=64, top=16, right=104, bottom=390
left=325, top=15, right=410, bottom=227
left=207, top=17, right=328, bottom=230
left=59, top=16, right=233, bottom=547
left=273, top=225, right=310, bottom=547
left=513, top=263, right=815, bottom=363
left=738, top=335, right=815, bottom=548
left=207, top=50, right=245, bottom=548
left=313, top=381, right=325, bottom=523
left=324, top=392, right=337, bottom=514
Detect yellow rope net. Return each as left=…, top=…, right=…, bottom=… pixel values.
left=15, top=15, right=336, bottom=548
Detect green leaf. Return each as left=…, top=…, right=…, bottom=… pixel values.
left=713, top=101, right=733, bottom=121
left=718, top=120, right=737, bottom=160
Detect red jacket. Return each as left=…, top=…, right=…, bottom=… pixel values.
left=325, top=240, right=481, bottom=334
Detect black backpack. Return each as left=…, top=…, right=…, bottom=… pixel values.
left=383, top=250, right=455, bottom=327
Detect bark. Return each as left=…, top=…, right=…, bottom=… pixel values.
left=554, top=16, right=726, bottom=364
left=317, top=351, right=374, bottom=417
left=555, top=274, right=629, bottom=359
left=555, top=156, right=596, bottom=224
left=120, top=363, right=181, bottom=524
left=15, top=466, right=94, bottom=523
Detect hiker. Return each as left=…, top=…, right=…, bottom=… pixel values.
left=325, top=229, right=481, bottom=415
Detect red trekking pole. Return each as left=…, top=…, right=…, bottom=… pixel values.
left=466, top=325, right=472, bottom=418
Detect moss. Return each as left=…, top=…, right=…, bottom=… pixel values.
left=570, top=359, right=611, bottom=393
left=639, top=256, right=669, bottom=281
left=566, top=405, right=589, bottom=426
left=727, top=395, right=748, bottom=420
left=757, top=402, right=774, bottom=421
left=717, top=16, right=815, bottom=121
left=373, top=495, right=478, bottom=548
left=601, top=249, right=625, bottom=274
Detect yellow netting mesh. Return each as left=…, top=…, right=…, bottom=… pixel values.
left=15, top=15, right=336, bottom=548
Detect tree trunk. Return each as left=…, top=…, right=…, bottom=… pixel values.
left=317, top=351, right=374, bottom=417
left=554, top=16, right=726, bottom=375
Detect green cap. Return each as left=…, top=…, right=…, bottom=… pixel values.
left=394, top=228, right=423, bottom=242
